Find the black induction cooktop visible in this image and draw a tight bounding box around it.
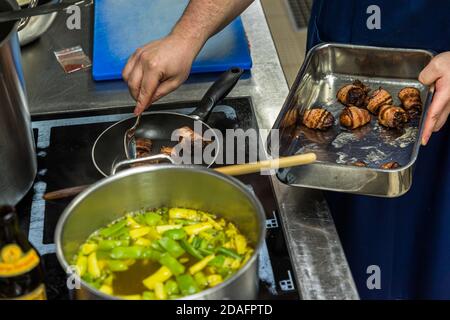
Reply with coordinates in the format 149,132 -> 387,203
17,97 -> 299,300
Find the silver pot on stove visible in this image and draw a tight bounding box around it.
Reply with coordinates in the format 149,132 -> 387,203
55,165 -> 266,300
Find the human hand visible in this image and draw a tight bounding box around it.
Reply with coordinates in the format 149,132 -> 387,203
122,34 -> 199,115
419,51 -> 450,145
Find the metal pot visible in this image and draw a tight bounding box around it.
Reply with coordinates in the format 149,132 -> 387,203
18,0 -> 58,47
55,165 -> 266,300
0,0 -> 37,206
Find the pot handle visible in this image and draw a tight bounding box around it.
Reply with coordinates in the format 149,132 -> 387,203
111,154 -> 175,175
18,0 -> 39,31
189,67 -> 244,121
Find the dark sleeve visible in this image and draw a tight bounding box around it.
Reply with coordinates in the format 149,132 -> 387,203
306,0 -> 324,52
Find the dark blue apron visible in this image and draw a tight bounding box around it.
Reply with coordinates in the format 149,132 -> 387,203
307,0 -> 450,299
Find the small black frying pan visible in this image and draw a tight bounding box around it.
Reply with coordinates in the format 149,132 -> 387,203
92,67 -> 244,176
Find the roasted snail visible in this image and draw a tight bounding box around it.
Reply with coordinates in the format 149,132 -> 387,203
135,138 -> 152,158
366,87 -> 393,114
130,138 -> 156,167
176,126 -> 209,146
160,146 -> 174,156
302,108 -> 335,130
339,106 -> 372,129
351,160 -> 368,167
398,87 -> 422,119
380,161 -> 401,169
337,80 -> 370,107
378,105 -> 408,128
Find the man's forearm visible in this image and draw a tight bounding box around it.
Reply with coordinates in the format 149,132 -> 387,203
170,0 -> 254,53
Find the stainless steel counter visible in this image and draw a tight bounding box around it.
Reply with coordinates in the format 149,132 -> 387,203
21,1 -> 358,300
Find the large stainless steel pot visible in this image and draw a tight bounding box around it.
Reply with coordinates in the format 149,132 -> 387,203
55,165 -> 266,300
18,0 -> 58,46
0,0 -> 37,205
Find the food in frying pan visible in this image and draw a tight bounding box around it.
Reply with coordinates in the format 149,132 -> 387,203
302,108 -> 335,130
378,105 -> 408,128
366,87 -> 393,115
398,87 -> 422,119
72,207 -> 253,300
160,146 -> 174,157
336,80 -> 370,107
351,160 -> 368,167
176,126 -> 210,146
131,138 -> 158,167
135,138 -> 153,158
133,127 -> 210,164
339,106 -> 371,129
380,161 -> 401,169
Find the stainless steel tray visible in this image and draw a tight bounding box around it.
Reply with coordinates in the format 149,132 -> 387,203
268,43 -> 434,197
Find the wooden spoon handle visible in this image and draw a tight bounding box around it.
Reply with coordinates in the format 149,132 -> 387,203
43,185 -> 90,201
215,153 -> 316,176
42,153 -> 316,200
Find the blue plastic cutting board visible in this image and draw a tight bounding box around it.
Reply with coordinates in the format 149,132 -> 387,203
92,0 -> 253,81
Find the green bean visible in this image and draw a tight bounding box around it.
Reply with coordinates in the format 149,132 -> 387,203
158,237 -> 185,258
98,239 -> 130,251
177,274 -> 199,296
172,219 -> 198,226
99,220 -> 127,238
110,227 -> 129,239
141,249 -> 161,260
202,239 -> 209,248
106,260 -> 129,272
198,248 -> 214,256
118,233 -> 131,241
218,268 -> 234,280
151,241 -> 164,251
193,272 -> 208,289
180,239 -> 203,260
110,246 -> 145,259
164,280 -> 179,295
163,228 -> 187,241
192,236 -> 202,249
208,255 -> 226,268
159,253 -> 185,275
96,250 -> 112,260
110,246 -> 160,260
211,232 -> 226,247
143,212 -> 162,226
217,247 -> 242,260
142,291 -> 156,300
133,214 -> 146,225
199,239 -> 211,252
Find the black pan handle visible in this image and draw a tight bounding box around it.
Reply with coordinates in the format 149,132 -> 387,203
190,67 -> 244,121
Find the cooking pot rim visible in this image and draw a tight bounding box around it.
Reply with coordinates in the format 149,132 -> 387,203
55,164 -> 267,300
0,0 -> 20,47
